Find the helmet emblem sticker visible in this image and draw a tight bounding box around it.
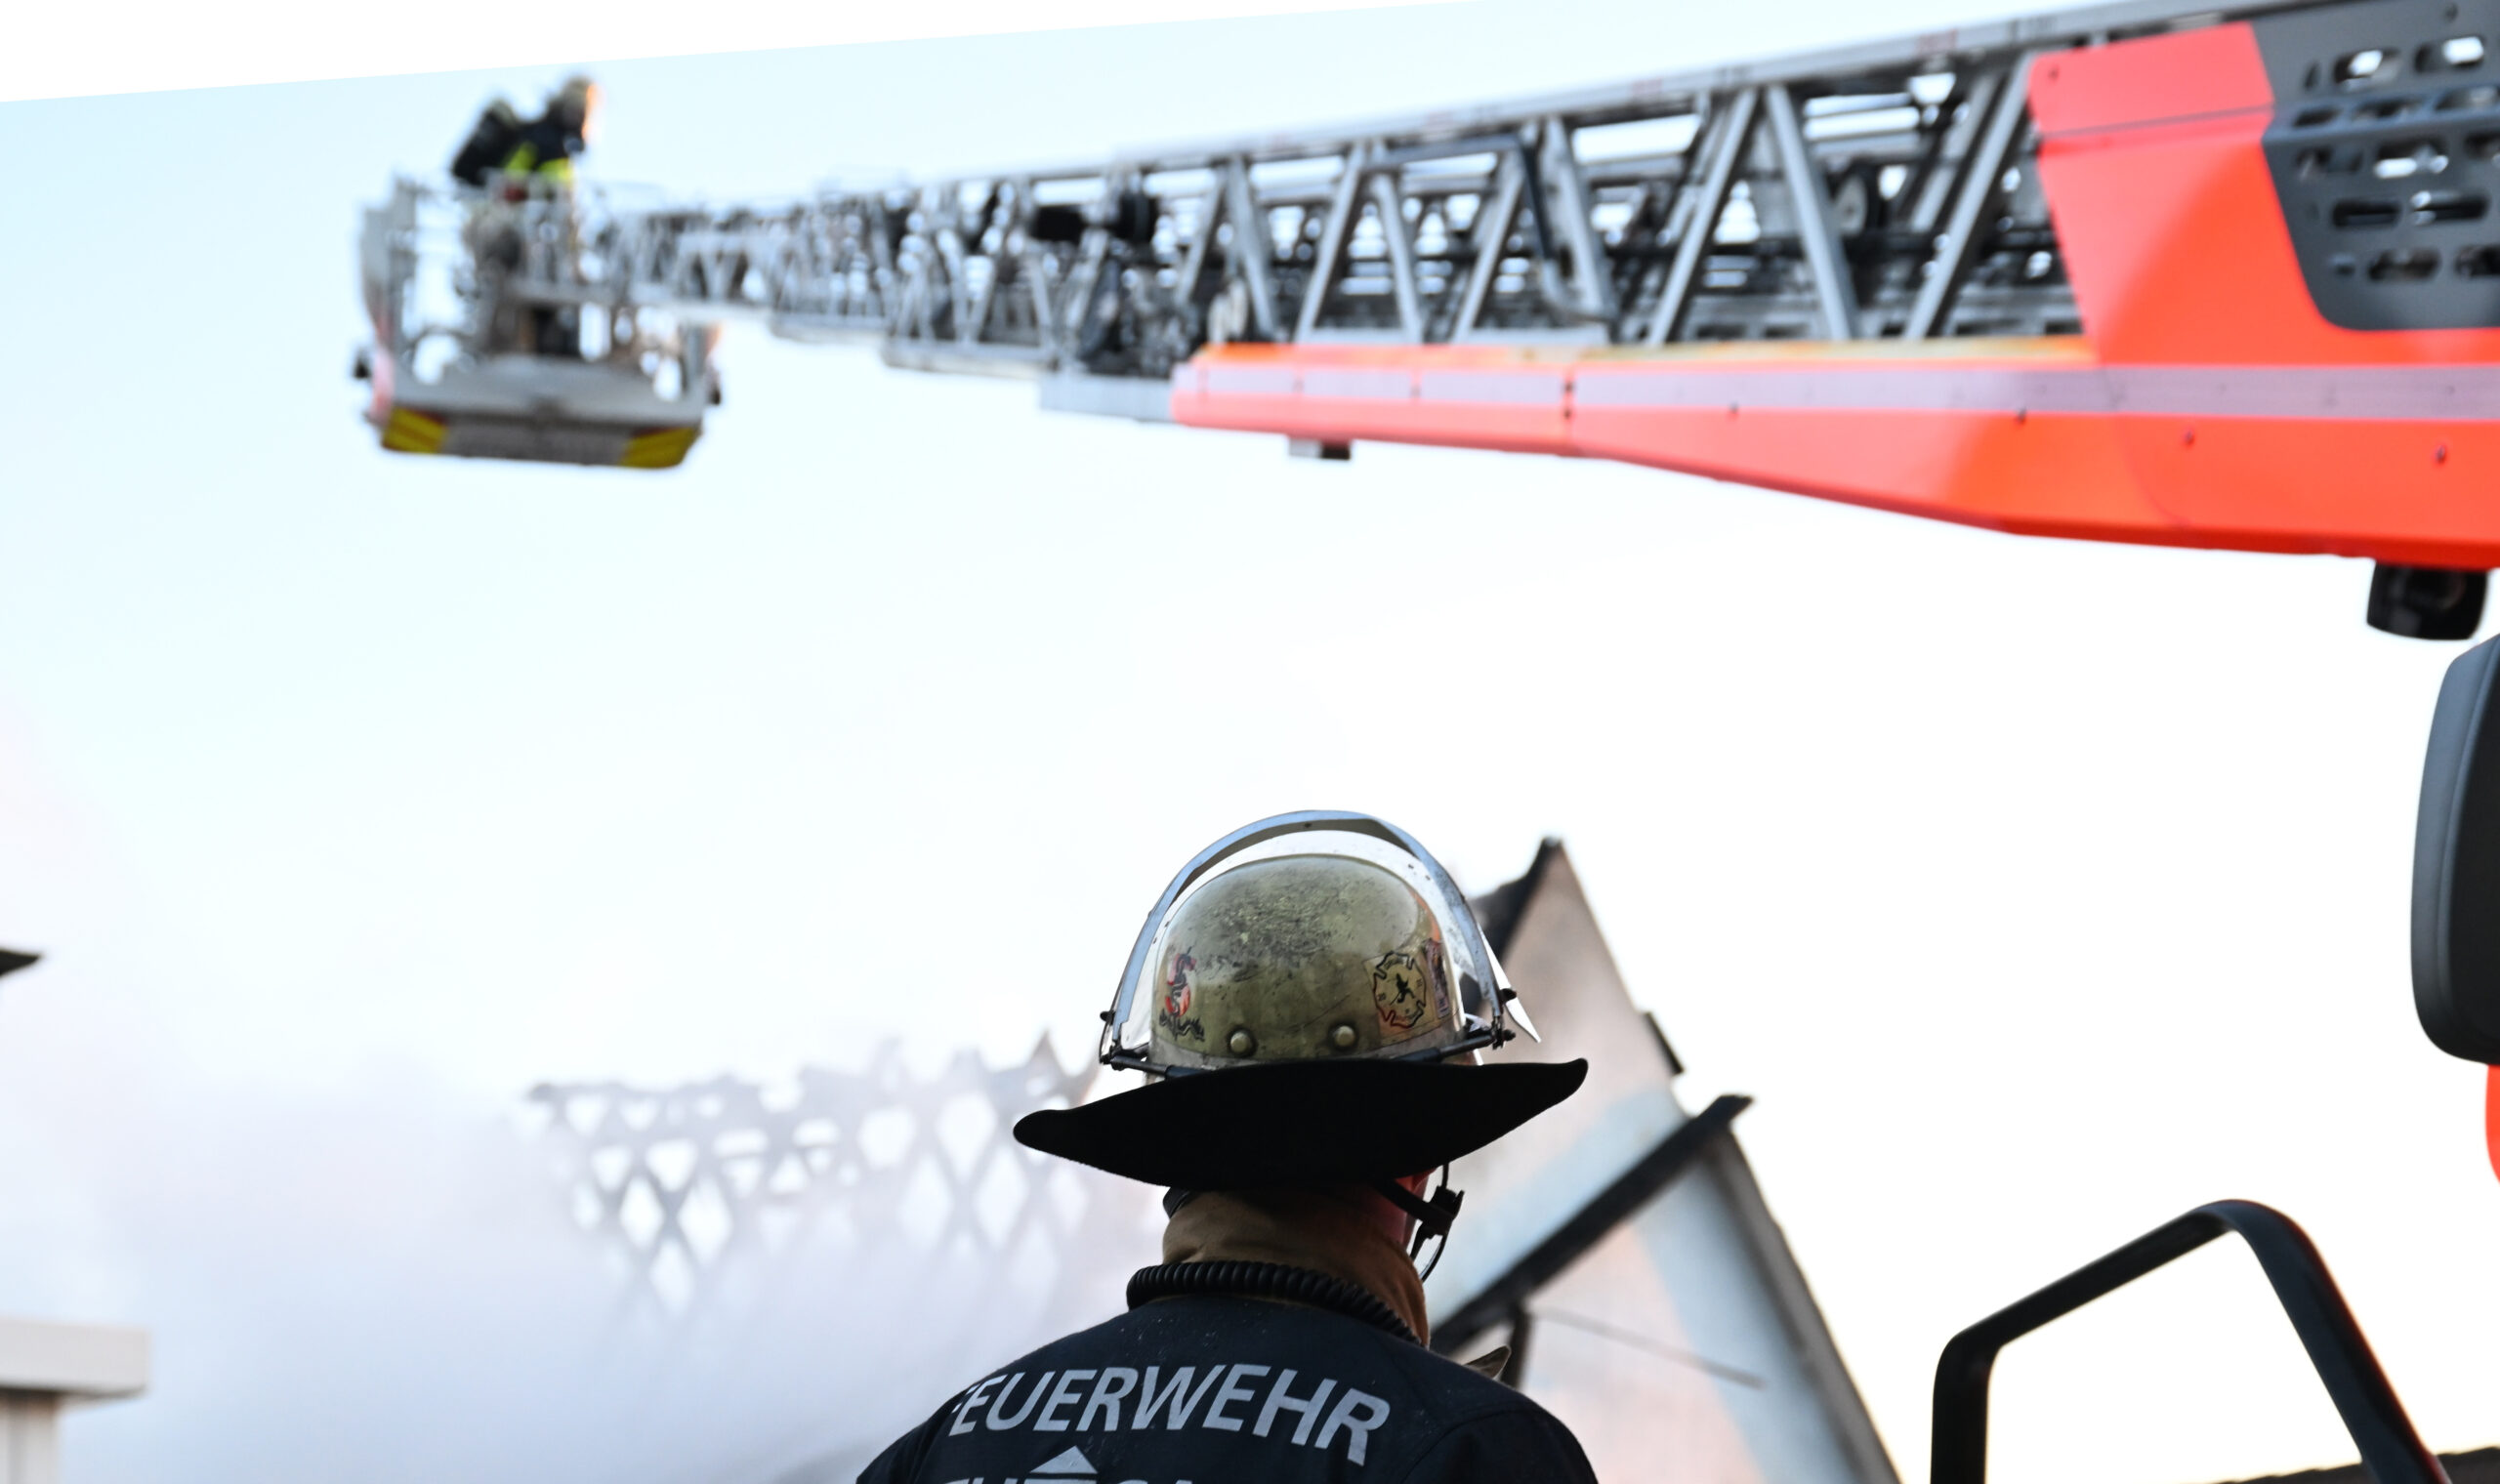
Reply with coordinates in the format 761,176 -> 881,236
1373,951 -> 1430,1033
1158,950 -> 1204,1043
1162,950 -> 1195,1017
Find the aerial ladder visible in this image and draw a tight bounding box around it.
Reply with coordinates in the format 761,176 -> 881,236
359,0 -> 2500,637
359,0 -> 2500,638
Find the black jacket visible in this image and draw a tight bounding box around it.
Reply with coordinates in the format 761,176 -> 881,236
857,1291 -> 1597,1483
449,102 -> 586,186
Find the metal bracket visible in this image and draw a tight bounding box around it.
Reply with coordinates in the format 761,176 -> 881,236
1905,54 -> 2040,341
1763,83 -> 1860,341
1369,172 -> 1428,341
1224,159 -> 1282,341
1173,171 -> 1229,317
1296,144 -> 1371,340
1542,114 -> 1619,324
1452,152 -> 1526,343
1646,89 -> 1761,346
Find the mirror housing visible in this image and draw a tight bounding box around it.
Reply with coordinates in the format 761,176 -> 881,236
2413,636 -> 2500,1062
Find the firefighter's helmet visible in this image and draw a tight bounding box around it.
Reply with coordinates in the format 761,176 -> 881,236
1015,812 -> 1585,1194
1137,852 -> 1462,1071
553,75 -> 601,136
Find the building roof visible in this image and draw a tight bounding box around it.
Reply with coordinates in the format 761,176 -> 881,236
1430,840 -> 1897,1484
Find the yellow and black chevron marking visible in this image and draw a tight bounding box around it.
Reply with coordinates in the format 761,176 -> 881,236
379,407 -> 448,455
622,425 -> 700,470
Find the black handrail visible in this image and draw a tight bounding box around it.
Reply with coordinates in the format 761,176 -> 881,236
1932,1200 -> 2446,1484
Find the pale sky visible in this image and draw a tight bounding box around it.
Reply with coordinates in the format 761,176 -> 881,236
1,3 -> 2493,1482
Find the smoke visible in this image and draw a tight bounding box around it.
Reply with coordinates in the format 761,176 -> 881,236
0,981 -> 1154,1483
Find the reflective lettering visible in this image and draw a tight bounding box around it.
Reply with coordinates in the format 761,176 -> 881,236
1200,1364 -> 1270,1432
1032,1370 -> 1096,1432
985,1371 -> 1054,1430
1314,1388 -> 1393,1465
1253,1369 -> 1339,1445
1131,1367 -> 1191,1428
950,1376 -> 1006,1436
1133,1366 -> 1225,1429
1078,1368 -> 1139,1431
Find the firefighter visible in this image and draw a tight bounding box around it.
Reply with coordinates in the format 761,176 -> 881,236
451,76 -> 601,355
857,813 -> 1599,1483
449,75 -> 600,189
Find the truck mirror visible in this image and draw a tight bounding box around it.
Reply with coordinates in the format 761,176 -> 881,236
2413,636 -> 2500,1062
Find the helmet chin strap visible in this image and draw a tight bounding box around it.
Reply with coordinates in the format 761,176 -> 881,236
1372,1169 -> 1464,1252
1162,1178 -> 1464,1244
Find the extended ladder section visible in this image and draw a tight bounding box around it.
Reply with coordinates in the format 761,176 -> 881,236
459,0 -> 2101,370
360,0 -> 2500,632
